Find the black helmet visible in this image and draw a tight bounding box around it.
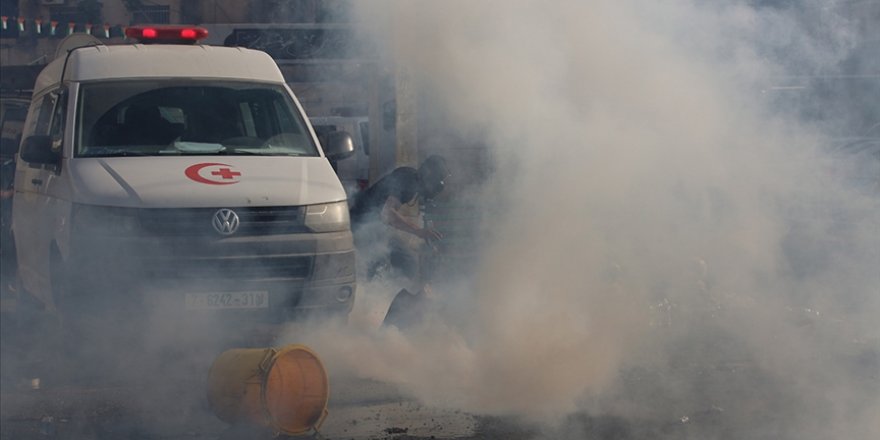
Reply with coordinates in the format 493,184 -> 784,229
418,155 -> 450,199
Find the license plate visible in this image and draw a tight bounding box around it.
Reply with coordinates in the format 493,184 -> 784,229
185,291 -> 269,310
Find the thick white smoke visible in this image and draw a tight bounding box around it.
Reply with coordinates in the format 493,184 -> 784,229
289,0 -> 879,437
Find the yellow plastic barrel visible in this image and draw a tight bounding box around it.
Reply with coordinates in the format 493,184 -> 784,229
206,344 -> 329,436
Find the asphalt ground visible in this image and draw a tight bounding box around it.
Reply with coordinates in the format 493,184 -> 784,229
2,281 -> 877,440
0,298 -> 483,440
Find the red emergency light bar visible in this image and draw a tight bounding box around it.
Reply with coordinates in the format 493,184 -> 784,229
125,25 -> 208,44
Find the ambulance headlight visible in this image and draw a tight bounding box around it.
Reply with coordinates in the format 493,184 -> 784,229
304,201 -> 350,233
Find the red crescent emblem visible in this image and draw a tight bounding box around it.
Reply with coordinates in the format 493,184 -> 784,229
184,163 -> 242,185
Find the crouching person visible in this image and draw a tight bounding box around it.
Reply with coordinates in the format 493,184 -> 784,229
348,155 -> 450,329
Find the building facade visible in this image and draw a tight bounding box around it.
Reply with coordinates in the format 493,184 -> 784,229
1,1 -> 353,68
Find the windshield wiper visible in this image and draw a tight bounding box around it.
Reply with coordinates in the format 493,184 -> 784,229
219,149 -> 305,156
85,150 -> 154,157
218,149 -> 263,155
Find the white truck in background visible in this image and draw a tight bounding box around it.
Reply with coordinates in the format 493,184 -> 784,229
11,27 -> 358,328
310,115 -> 371,201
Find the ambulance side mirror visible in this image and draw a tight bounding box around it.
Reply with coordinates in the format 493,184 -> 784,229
322,131 -> 355,161
20,135 -> 60,166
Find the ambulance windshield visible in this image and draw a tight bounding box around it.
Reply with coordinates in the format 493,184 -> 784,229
75,80 -> 319,158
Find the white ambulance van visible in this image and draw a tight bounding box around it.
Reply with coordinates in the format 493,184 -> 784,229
12,26 -> 357,324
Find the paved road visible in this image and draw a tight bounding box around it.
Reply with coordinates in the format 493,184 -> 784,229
0,336 -> 788,440
0,374 -> 483,440
0,310 -> 485,440
4,290 -> 875,440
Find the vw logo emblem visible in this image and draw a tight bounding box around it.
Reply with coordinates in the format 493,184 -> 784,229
212,209 -> 240,235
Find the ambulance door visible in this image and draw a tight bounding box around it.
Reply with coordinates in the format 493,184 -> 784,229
13,89 -> 66,306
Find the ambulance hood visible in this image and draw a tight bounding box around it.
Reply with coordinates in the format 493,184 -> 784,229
67,156 -> 346,208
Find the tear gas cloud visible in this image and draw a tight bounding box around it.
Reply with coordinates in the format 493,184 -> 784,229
292,0 -> 880,437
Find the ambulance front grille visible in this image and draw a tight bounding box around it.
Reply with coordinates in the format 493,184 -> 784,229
136,206 -> 308,236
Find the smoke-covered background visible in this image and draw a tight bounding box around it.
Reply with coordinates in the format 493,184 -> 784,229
0,0 -> 874,438
286,0 -> 880,438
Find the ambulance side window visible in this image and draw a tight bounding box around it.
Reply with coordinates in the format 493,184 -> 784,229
33,93 -> 58,136
48,91 -> 67,153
